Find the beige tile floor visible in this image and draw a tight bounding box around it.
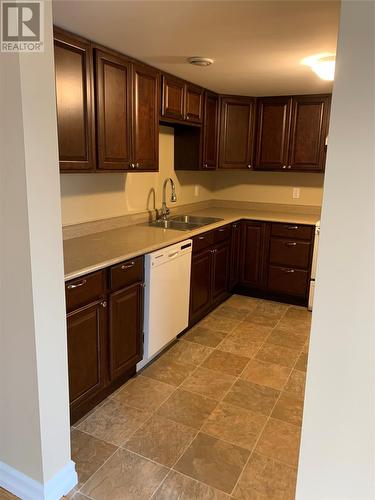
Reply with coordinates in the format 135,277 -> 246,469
0,295 -> 311,500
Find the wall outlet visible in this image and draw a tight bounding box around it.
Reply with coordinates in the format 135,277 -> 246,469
194,185 -> 199,197
293,187 -> 300,199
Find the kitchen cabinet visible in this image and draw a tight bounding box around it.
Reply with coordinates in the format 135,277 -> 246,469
67,300 -> 107,415
54,28 -> 159,173
65,257 -> 144,424
161,74 -> 185,121
255,95 -> 331,172
202,91 -> 219,170
185,83 -> 204,123
161,74 -> 204,124
240,221 -> 268,289
95,49 -> 132,170
255,97 -> 291,171
219,96 -> 256,169
54,28 -> 95,172
288,95 -> 331,171
190,226 -> 231,325
95,49 -> 159,171
237,220 -> 314,302
109,283 -> 143,381
229,222 -> 241,290
132,64 -> 159,170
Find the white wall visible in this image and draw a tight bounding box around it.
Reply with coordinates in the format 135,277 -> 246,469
296,2 -> 374,499
60,126 -> 214,225
0,1 -> 75,495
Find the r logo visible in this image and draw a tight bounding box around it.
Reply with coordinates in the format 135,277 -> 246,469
1,1 -> 43,51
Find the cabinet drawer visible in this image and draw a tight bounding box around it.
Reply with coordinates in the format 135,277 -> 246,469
65,270 -> 105,312
214,225 -> 231,244
271,223 -> 313,240
192,231 -> 214,253
267,266 -> 309,297
269,238 -> 311,269
109,256 -> 143,291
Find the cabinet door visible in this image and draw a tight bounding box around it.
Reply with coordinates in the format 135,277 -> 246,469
67,300 -> 107,407
255,97 -> 291,170
202,92 -> 219,169
240,221 -> 267,289
288,95 -> 331,172
54,29 -> 95,172
185,84 -> 204,123
229,222 -> 241,290
212,242 -> 230,305
132,64 -> 159,171
109,283 -> 144,381
95,49 -> 132,170
219,96 -> 255,169
190,248 -> 213,324
161,74 -> 185,120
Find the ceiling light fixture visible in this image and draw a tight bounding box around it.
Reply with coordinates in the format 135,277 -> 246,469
187,57 -> 214,67
301,53 -> 336,81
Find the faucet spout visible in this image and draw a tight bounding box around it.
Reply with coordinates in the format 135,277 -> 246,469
160,177 -> 177,220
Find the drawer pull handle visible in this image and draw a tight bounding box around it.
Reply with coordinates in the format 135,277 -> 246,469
286,225 -> 299,230
198,236 -> 205,240
285,242 -> 297,246
218,228 -> 226,232
101,301 -> 107,308
168,251 -> 179,258
283,268 -> 295,273
121,262 -> 135,270
67,279 -> 87,289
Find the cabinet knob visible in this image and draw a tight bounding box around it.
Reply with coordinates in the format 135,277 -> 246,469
247,164 -> 252,169
129,162 -> 135,169
282,165 -> 287,169
101,301 -> 107,308
203,162 -> 208,168
135,162 -> 140,169
186,115 -> 190,120
287,165 -> 292,169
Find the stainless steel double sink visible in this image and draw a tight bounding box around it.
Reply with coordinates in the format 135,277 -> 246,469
149,215 -> 223,231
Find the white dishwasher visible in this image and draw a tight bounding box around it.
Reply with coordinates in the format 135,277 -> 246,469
137,239 -> 192,370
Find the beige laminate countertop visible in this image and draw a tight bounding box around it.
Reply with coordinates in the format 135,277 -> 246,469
64,207 -> 320,280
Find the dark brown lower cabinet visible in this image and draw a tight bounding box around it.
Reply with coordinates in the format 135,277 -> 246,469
65,256 -> 144,424
240,221 -> 268,289
109,283 -> 143,381
190,228 -> 231,325
190,248 -> 213,324
229,222 -> 242,290
212,242 -> 230,305
238,220 -> 314,304
67,300 -> 107,421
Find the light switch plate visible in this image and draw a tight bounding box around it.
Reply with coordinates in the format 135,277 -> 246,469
293,187 -> 300,199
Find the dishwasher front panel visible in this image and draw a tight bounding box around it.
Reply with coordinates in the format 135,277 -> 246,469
139,240 -> 192,369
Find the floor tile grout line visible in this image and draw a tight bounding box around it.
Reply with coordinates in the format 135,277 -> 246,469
76,447 -> 119,495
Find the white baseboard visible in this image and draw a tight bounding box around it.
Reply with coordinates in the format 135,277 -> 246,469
0,460 -> 77,500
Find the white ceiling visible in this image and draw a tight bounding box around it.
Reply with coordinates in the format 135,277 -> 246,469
52,0 -> 340,96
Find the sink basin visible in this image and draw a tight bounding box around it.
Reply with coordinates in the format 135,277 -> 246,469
148,219 -> 200,231
170,215 -> 223,225
149,215 -> 223,231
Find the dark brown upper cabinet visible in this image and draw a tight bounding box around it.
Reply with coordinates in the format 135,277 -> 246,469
54,28 -> 95,172
255,97 -> 291,171
218,96 -> 256,169
95,49 -> 132,171
202,91 -> 219,170
132,64 -> 159,171
288,95 -> 331,172
185,83 -> 204,123
161,74 -> 204,124
161,74 -> 185,121
255,95 -> 331,172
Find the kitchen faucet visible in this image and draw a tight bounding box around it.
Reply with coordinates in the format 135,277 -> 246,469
159,177 -> 177,220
